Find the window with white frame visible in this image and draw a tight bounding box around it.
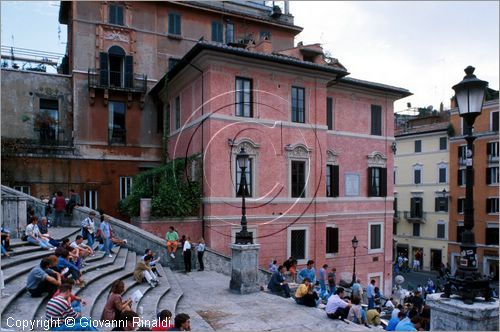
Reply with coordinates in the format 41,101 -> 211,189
457,198 -> 465,214
458,168 -> 466,186
437,222 -> 446,239
486,167 -> 499,185
288,227 -> 308,263
487,141 -> 499,161
368,222 -> 384,253
486,197 -> 499,214
438,163 -> 447,184
291,160 -> 306,198
13,185 -> 30,195
84,190 -> 98,210
458,145 -> 467,166
120,176 -> 132,200
439,137 -> 447,150
236,157 -> 253,197
486,223 -> 499,245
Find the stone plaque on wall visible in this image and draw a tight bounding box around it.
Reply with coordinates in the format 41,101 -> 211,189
345,173 -> 360,196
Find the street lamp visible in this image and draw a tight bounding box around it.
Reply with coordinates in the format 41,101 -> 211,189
235,147 -> 253,244
351,236 -> 358,285
442,66 -> 491,304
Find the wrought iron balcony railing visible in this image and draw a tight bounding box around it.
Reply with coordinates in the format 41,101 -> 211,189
88,68 -> 147,93
404,210 -> 426,223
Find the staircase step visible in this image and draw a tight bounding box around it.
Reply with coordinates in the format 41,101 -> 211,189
0,248 -> 122,327
157,268 -> 183,316
137,263 -> 171,321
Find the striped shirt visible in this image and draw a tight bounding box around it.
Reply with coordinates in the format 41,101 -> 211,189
46,295 -> 78,324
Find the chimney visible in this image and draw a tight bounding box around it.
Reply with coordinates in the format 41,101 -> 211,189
255,38 -> 273,54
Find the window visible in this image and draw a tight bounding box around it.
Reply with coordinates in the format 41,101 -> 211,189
486,224 -> 499,245
235,78 -> 252,117
393,169 -> 396,185
487,142 -> 499,161
13,186 -> 30,195
211,21 -> 223,42
437,223 -> 446,239
326,97 -> 333,130
84,190 -> 98,210
393,221 -> 398,235
457,198 -> 465,214
458,145 -> 467,165
291,160 -> 306,198
236,158 -> 253,197
435,197 -> 448,212
457,168 -> 466,186
290,229 -> 306,260
326,226 -> 339,254
157,104 -> 164,134
168,13 -> 181,35
486,167 -> 499,185
370,105 -> 382,136
410,197 -> 423,218
108,101 -> 126,144
368,167 -> 387,197
120,176 -> 132,200
414,168 -> 422,184
226,23 -> 234,43
369,223 -> 383,251
99,46 -> 133,89
326,165 -> 339,197
457,223 -> 465,242
260,31 -> 271,40
168,58 -> 180,71
412,223 -> 420,237
109,4 -> 124,26
487,198 -> 499,214
414,140 -> 422,153
492,111 -> 499,132
438,165 -> 447,184
38,99 -> 59,142
175,96 -> 181,130
291,87 -> 305,123
439,137 -> 447,150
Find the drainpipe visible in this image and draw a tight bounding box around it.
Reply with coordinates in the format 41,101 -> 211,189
187,62 -> 205,239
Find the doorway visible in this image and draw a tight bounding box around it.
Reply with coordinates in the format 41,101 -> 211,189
430,249 -> 442,271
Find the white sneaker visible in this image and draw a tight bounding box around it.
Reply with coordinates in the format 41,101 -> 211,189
123,239 -> 128,244
108,254 -> 113,258
170,253 -> 175,259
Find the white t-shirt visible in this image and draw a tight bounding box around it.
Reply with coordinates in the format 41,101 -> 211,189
183,240 -> 191,251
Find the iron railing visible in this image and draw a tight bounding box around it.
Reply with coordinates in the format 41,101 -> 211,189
88,68 -> 147,93
404,210 -> 426,223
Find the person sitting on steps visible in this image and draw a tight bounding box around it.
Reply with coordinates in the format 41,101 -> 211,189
143,249 -> 161,277
134,255 -> 159,287
294,277 -> 319,307
326,287 -> 352,321
165,226 -> 179,259
267,265 -> 291,298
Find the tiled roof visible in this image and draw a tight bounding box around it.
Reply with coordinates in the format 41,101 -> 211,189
395,121 -> 449,137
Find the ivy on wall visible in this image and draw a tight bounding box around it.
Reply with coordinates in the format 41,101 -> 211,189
119,155 -> 201,218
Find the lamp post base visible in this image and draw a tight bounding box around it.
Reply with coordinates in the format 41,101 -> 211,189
441,272 -> 493,304
235,230 -> 253,245
229,243 -> 260,294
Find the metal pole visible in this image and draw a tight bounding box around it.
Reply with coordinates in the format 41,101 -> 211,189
352,247 -> 357,284
240,165 -> 247,233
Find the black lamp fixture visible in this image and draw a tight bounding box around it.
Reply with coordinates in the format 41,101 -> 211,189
351,236 -> 359,285
442,66 -> 491,304
391,141 -> 397,154
235,147 -> 253,245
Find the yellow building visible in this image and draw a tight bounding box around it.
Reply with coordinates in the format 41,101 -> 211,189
394,115 -> 449,271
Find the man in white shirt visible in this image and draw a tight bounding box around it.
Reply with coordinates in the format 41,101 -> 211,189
70,235 -> 93,259
183,237 -> 192,273
326,287 -> 351,320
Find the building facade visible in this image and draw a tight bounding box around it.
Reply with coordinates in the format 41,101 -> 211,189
448,98 -> 499,278
394,115 -> 450,271
1,1 -> 412,292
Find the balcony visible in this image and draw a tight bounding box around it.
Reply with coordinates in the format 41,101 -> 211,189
1,137 -> 74,156
404,210 -> 426,223
88,69 -> 147,93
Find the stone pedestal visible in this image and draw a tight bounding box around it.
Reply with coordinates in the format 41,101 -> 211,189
139,198 -> 151,221
426,293 -> 499,331
229,243 -> 260,294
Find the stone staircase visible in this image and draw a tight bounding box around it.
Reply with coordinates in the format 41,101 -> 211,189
0,227 -> 197,330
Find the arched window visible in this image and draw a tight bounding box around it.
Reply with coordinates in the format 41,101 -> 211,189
99,45 -> 133,88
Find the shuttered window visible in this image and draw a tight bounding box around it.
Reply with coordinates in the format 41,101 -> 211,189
411,197 -> 423,218
435,197 -> 448,212
109,4 -> 124,26
492,111 -> 499,131
486,167 -> 499,185
368,167 -> 387,197
291,87 -> 305,123
326,165 -> 339,197
457,198 -> 465,214
487,198 -> 499,214
291,161 -> 306,198
439,137 -> 447,150
370,224 -> 382,250
235,78 -> 252,117
437,224 -> 446,239
326,97 -> 333,130
168,13 -> 181,35
326,227 -> 339,254
212,21 -> 223,42
371,105 -> 382,136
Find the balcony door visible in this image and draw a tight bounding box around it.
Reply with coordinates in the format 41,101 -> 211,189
100,46 -> 133,88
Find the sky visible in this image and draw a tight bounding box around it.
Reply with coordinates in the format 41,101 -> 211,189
1,1 -> 499,112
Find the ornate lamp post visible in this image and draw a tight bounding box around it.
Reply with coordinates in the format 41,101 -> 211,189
351,236 -> 359,285
235,147 -> 253,244
443,66 -> 491,304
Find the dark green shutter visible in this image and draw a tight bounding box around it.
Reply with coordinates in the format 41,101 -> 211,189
326,97 -> 333,130
435,197 -> 439,212
486,168 -> 491,185
333,165 -> 339,197
487,198 -> 491,213
380,168 -> 387,197
124,55 -> 133,88
117,6 -> 124,25
371,105 -> 382,135
410,197 -> 416,217
487,143 -> 492,156
99,52 -> 109,86
367,167 -> 373,197
444,198 -> 448,212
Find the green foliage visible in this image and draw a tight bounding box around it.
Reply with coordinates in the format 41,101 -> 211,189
119,156 -> 201,218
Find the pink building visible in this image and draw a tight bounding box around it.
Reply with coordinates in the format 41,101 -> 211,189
152,40 -> 410,294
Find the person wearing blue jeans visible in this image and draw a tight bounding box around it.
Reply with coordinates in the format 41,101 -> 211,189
100,216 -> 113,258
81,212 -> 96,248
366,279 -> 376,309
26,217 -> 55,250
319,264 -> 328,300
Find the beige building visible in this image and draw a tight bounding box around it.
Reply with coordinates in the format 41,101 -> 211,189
394,115 -> 450,271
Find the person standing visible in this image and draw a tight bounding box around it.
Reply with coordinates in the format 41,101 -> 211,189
366,279 -> 376,309
165,226 -> 179,259
327,267 -> 337,297
196,238 -> 205,271
319,264 -> 328,299
53,191 -> 66,228
67,189 -> 81,216
81,211 -> 96,248
183,236 -> 192,273
351,278 -> 363,299
297,260 -> 316,284
100,216 -> 113,258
